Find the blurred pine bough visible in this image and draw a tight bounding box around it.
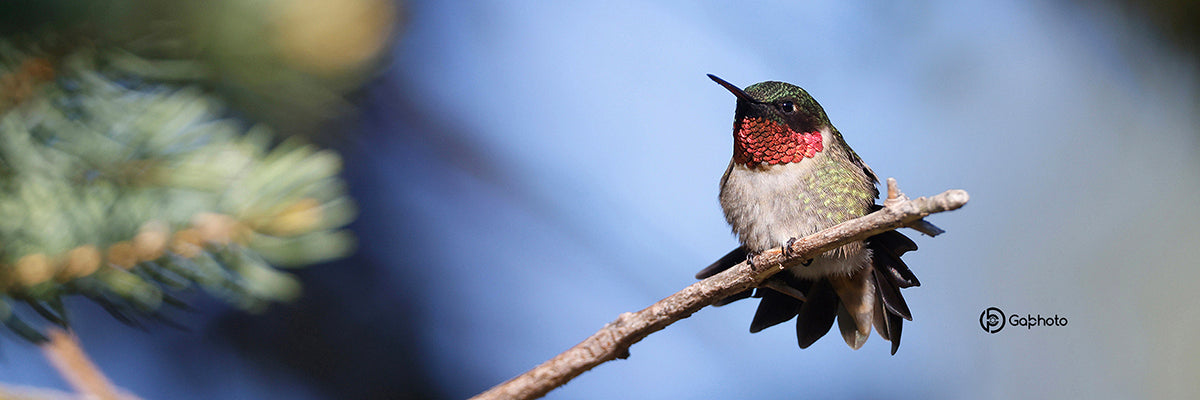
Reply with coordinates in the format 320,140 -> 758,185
0,41 -> 357,343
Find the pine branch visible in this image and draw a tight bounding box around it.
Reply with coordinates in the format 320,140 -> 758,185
40,329 -> 141,400
0,45 -> 356,340
470,179 -> 968,400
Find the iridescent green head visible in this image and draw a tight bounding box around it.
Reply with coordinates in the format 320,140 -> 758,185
708,74 -> 832,166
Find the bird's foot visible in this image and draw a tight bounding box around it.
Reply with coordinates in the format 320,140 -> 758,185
782,237 -> 814,266
782,237 -> 798,257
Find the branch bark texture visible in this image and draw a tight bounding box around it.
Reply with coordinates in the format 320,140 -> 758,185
470,180 -> 968,400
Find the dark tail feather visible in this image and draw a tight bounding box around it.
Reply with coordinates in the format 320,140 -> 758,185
872,265 -> 912,320
831,268 -> 874,350
750,289 -> 801,333
749,278 -> 811,332
702,227 -> 924,354
835,303 -> 863,349
796,279 -> 838,349
869,229 -> 917,258
865,229 -> 921,354
886,308 -> 904,355
695,246 -> 747,279
868,231 -> 921,288
873,294 -> 891,342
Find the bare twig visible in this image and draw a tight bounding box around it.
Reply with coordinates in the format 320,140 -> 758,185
470,180 -> 968,400
40,329 -> 142,400
0,383 -> 77,400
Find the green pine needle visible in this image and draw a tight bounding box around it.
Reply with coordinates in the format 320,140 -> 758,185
0,41 -> 356,341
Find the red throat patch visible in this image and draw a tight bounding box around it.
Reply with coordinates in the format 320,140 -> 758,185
732,117 -> 823,166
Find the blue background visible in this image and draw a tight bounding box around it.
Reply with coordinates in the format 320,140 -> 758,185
3,1 -> 1199,399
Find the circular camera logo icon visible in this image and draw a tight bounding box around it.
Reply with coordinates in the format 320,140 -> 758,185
980,307 -> 1005,333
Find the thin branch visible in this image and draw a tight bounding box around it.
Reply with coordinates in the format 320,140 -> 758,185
470,179 -> 969,400
0,383 -> 77,400
40,329 -> 142,400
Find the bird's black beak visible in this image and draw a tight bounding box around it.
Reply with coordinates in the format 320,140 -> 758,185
708,74 -> 756,103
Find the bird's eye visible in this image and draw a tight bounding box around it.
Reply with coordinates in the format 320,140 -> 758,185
779,101 -> 795,113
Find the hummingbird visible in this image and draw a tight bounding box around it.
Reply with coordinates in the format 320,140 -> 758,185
696,74 -> 929,354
